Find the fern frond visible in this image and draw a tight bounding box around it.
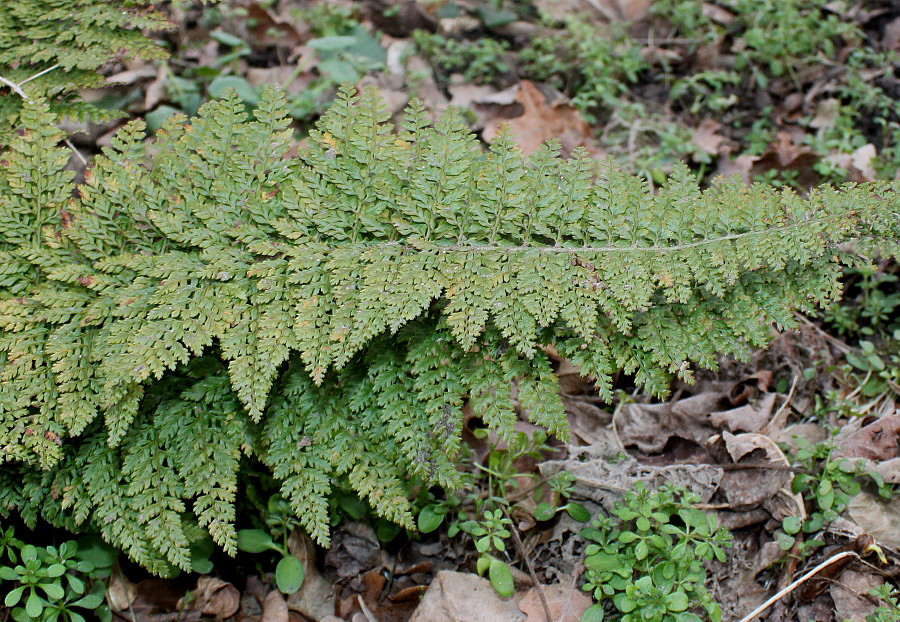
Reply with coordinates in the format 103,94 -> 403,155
0,87 -> 897,571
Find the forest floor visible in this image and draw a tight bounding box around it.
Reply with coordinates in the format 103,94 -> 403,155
41,0 -> 900,620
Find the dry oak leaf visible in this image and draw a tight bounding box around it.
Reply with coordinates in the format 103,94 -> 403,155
519,583 -> 592,621
187,577 -> 240,619
261,590 -> 290,622
482,80 -> 601,157
690,118 -> 727,158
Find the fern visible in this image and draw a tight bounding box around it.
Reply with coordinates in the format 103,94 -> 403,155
0,85 -> 897,573
0,0 -> 174,144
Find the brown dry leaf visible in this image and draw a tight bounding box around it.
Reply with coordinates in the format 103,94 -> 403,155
810,98 -> 842,132
361,0 -> 436,37
448,83 -> 503,129
714,153 -> 759,184
871,457 -> 900,485
717,131 -> 822,186
482,81 -> 600,157
245,66 -> 313,96
533,0 -> 650,22
408,571 -> 526,622
286,530 -> 335,621
143,65 -> 167,111
718,432 -> 799,515
131,579 -> 186,615
701,2 -> 735,25
826,143 -> 879,182
883,16 -> 900,51
848,492 -> 900,550
261,591 -> 290,622
756,131 -> 821,186
519,583 -> 592,621
691,118 -> 727,157
105,566 -> 137,612
830,570 -> 882,622
835,413 -> 900,462
774,422 -> 829,455
710,392 -> 778,435
769,130 -> 816,167
246,3 -> 306,47
189,577 -> 241,619
106,66 -> 157,86
616,392 -> 728,453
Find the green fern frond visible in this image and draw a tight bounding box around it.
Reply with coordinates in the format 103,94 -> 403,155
0,86 -> 897,571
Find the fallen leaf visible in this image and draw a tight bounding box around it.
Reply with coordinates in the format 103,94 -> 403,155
718,432 -> 800,515
691,118 -> 726,157
533,0 -> 649,22
189,576 -> 240,619
710,393 -> 778,434
105,566 -> 137,612
261,590 -> 290,622
361,0 -> 436,37
701,2 -> 735,25
245,66 -> 313,95
716,131 -> 822,187
616,391 -> 728,453
482,81 -> 600,157
143,65 -> 167,111
106,66 -> 157,86
408,571 -> 526,622
246,3 -> 305,47
132,578 -> 185,615
286,530 -> 335,621
519,583 -> 592,622
883,16 -> 900,51
830,570 -> 881,622
714,153 -> 759,184
835,413 -> 900,462
769,130 -> 816,167
810,98 -> 841,132
848,492 -> 900,550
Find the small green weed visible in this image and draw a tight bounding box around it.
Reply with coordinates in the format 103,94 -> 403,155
865,584 -> 900,622
147,4 -> 385,127
774,438 -> 894,559
580,483 -> 730,622
519,19 -> 645,123
0,527 -> 114,622
825,267 -> 900,338
652,0 -> 860,89
236,495 -> 305,595
417,429 -> 589,596
412,31 -> 511,84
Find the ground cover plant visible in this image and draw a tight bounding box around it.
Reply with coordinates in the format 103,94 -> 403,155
1,1 -> 900,621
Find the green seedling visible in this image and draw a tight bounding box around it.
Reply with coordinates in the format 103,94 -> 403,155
580,483 -> 730,622
0,528 -> 113,622
236,495 -> 305,595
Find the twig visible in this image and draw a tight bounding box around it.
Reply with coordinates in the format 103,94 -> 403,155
503,507 -> 553,622
356,594 -> 379,622
845,369 -> 872,402
65,138 -> 88,166
0,75 -> 30,100
19,63 -> 61,86
736,550 -> 860,622
764,373 -> 799,435
610,400 -> 626,451
793,313 -> 852,354
0,64 -> 61,101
